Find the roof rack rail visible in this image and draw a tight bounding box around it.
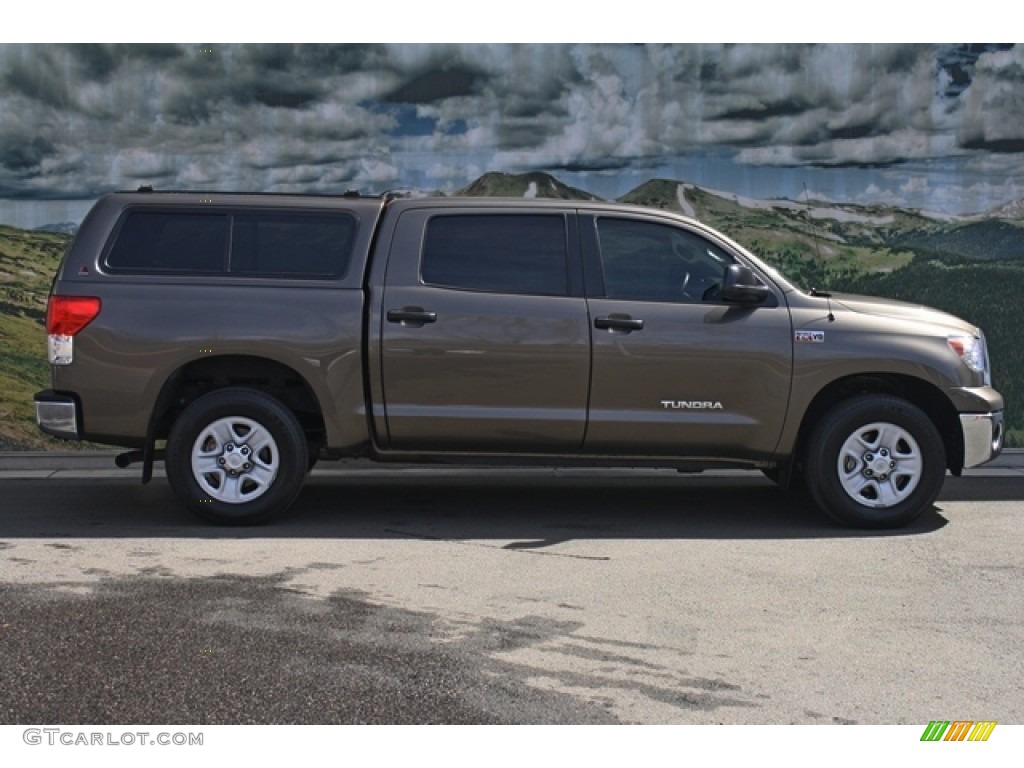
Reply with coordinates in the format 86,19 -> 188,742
119,187 -> 391,200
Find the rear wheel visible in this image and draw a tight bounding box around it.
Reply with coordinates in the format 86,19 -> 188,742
804,395 -> 945,528
166,388 -> 308,525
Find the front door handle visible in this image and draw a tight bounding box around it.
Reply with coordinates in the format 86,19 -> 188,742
387,307 -> 437,327
594,314 -> 644,333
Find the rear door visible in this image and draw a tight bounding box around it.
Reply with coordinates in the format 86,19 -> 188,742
581,213 -> 793,460
377,206 -> 591,452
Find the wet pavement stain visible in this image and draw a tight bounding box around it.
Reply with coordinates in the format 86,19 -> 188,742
0,573 -> 618,724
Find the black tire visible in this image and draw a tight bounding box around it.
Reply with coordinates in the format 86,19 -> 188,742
165,388 -> 309,525
804,395 -> 945,529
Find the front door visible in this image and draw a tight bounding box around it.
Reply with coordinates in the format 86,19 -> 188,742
581,214 -> 793,460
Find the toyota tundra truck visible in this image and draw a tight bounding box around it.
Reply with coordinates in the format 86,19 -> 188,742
33,190 -> 1005,527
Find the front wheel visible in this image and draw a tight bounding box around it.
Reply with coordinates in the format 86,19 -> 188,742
804,395 -> 946,529
166,388 -> 309,525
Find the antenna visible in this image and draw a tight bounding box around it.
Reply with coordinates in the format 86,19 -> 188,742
803,183 -> 835,322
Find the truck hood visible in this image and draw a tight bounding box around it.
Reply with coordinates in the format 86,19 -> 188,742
831,293 -> 978,334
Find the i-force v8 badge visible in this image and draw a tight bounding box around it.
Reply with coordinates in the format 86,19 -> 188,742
795,330 -> 825,344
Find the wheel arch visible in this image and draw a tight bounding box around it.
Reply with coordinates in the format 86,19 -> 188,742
149,354 -> 327,449
793,374 -> 963,475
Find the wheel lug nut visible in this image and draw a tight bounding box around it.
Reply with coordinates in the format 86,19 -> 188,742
865,453 -> 873,462
243,463 -> 251,470
890,461 -> 896,469
226,444 -> 234,452
218,457 -> 225,465
865,469 -> 873,476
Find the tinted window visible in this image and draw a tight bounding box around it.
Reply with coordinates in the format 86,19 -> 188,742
422,215 -> 568,296
231,213 -> 355,278
596,218 -> 733,303
106,212 -> 227,272
105,209 -> 355,278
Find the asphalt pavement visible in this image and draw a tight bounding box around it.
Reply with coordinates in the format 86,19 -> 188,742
1,451 -> 1022,725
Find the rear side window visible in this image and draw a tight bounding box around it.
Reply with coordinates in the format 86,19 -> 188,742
231,213 -> 354,278
106,212 -> 228,273
104,209 -> 355,279
422,214 -> 568,296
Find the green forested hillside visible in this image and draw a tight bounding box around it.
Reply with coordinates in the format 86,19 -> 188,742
894,220 -> 1024,263
0,226 -> 70,449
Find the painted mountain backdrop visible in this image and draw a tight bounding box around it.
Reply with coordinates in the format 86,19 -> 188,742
5,44 -> 1024,228
1,171 -> 1021,449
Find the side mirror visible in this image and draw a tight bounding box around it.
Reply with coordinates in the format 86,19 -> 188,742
721,264 -> 771,304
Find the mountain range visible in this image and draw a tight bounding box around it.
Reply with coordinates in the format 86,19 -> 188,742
28,171 -> 1024,266
459,172 -> 1024,267
34,222 -> 80,236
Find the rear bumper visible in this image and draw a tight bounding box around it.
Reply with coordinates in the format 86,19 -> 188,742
960,411 -> 1004,468
34,390 -> 80,440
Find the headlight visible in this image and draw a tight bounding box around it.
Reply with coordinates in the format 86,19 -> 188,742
947,333 -> 991,386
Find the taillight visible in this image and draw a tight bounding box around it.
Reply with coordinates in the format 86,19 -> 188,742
46,295 -> 101,336
46,295 -> 101,365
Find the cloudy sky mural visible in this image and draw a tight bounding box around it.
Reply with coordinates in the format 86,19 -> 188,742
1,43 -> 1023,228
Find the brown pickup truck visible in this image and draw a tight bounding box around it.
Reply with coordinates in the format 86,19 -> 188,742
34,190 -> 1004,527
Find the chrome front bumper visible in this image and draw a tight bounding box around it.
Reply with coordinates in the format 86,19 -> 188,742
34,390 -> 80,440
960,411 -> 1004,468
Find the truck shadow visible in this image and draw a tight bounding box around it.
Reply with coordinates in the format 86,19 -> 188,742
292,472 -> 949,543
2,469 -> 1018,540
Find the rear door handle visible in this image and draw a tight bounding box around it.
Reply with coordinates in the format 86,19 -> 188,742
594,314 -> 644,333
387,307 -> 437,327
